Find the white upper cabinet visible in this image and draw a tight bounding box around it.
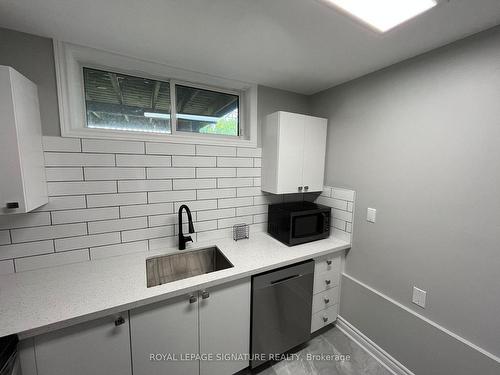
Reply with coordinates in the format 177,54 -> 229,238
262,111 -> 327,194
0,66 -> 47,214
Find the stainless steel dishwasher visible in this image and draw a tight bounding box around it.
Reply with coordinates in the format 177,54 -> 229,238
251,260 -> 314,368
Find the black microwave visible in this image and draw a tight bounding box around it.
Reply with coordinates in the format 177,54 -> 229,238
267,201 -> 331,246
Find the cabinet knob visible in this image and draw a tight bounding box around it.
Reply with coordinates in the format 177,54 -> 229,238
324,297 -> 330,304
6,202 -> 19,209
201,290 -> 210,299
322,316 -> 329,323
114,316 -> 125,326
326,260 -> 332,266
298,186 -> 303,191
304,186 -> 309,191
189,294 -> 197,304
325,279 -> 331,285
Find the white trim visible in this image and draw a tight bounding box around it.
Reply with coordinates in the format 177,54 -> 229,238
53,40 -> 257,147
342,273 -> 500,364
336,316 -> 414,375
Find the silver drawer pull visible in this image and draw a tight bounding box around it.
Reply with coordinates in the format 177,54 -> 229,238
201,290 -> 210,299
114,316 -> 125,326
298,186 -> 303,191
326,260 -> 332,266
189,294 -> 197,304
324,297 -> 330,304
325,279 -> 331,285
322,316 -> 329,323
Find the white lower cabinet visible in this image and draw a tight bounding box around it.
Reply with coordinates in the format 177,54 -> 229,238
130,277 -> 251,375
34,313 -> 132,375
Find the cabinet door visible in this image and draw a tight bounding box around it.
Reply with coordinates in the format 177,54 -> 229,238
199,278 -> 251,375
130,294 -> 198,375
277,112 -> 305,194
34,313 -> 132,375
301,115 -> 327,192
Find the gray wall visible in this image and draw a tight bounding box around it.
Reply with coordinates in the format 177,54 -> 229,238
0,27 -> 60,136
257,85 -> 310,146
311,26 -> 500,373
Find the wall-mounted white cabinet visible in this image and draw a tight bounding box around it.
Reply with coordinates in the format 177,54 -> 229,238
261,111 -> 327,194
0,66 -> 47,214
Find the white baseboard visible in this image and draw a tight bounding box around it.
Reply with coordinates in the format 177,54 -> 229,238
336,316 -> 415,375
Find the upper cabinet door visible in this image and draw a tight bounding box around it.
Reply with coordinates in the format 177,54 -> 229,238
301,115 -> 327,192
0,66 -> 47,214
130,294 -> 199,375
199,278 -> 251,375
35,313 -> 132,375
276,112 -> 305,193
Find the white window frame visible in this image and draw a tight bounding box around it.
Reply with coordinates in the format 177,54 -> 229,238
54,41 -> 257,147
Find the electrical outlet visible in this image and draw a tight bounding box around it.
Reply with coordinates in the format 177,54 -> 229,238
366,208 -> 376,223
412,286 -> 427,308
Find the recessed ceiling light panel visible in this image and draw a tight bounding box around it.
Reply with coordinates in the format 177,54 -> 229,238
324,0 -> 438,33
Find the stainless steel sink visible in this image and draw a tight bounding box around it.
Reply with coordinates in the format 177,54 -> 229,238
146,246 -> 233,288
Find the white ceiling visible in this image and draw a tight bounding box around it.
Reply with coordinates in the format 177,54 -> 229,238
1,0 -> 500,94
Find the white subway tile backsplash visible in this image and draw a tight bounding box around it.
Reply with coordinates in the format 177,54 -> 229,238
82,139 -> 144,154
197,188 -> 236,200
120,202 -> 173,218
11,223 -> 87,243
196,168 -> 236,178
0,231 -> 10,245
0,260 -> 15,275
332,188 -> 355,202
321,187 -> 332,198
146,142 -> 195,155
253,194 -> 283,205
196,145 -> 236,157
84,167 -> 146,181
254,158 -> 261,167
149,236 -> 177,251
218,177 -> 253,188
316,196 -> 348,210
52,207 -> 119,225
14,249 -> 89,272
236,205 -> 267,216
122,225 -> 174,242
0,212 -> 51,230
346,222 -> 353,233
217,157 -> 253,167
196,208 -> 235,221
332,228 -> 351,242
87,192 -> 147,208
218,197 -> 253,209
253,178 -> 261,187
172,156 -> 216,167
118,180 -> 172,193
333,219 -> 347,231
236,187 -> 263,197
44,152 -> 115,167
36,196 -> 87,212
148,190 -> 196,204
45,167 -> 83,182
148,213 -> 179,227
196,228 -> 232,242
347,202 -> 354,212
253,214 -> 267,224
237,168 -> 261,177
218,215 -> 253,229
90,241 -> 148,260
173,179 -> 216,190
88,217 -> 148,234
55,233 -> 120,252
43,136 -> 81,152
116,154 -> 172,167
48,181 -> 117,196
0,240 -> 54,261
173,200 -> 217,212
177,220 -> 217,233
147,167 -> 195,179
333,209 -> 353,223
237,147 -> 262,157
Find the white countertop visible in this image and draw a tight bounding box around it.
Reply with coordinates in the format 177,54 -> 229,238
0,233 -> 349,339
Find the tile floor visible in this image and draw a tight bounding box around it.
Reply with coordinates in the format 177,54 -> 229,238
248,325 -> 392,375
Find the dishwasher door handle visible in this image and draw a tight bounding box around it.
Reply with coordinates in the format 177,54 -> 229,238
270,274 -> 302,285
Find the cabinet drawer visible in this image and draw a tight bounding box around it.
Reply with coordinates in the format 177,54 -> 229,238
313,268 -> 340,294
314,255 -> 340,275
312,287 -> 339,314
311,304 -> 338,333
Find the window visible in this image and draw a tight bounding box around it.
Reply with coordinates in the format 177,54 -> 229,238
83,68 -> 171,134
55,41 -> 257,146
83,68 -> 240,137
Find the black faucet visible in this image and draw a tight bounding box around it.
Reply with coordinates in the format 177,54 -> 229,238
178,204 -> 195,250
